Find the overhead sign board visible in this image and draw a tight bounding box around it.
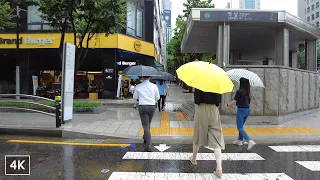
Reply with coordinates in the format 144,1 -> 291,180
163,10 -> 171,27
200,11 -> 278,22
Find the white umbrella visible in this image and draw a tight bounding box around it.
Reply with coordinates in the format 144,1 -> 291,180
226,69 -> 265,88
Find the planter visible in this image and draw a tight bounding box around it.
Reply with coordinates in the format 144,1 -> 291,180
89,92 -> 98,100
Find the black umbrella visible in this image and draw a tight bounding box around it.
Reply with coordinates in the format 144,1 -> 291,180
122,65 -> 160,77
152,72 -> 175,81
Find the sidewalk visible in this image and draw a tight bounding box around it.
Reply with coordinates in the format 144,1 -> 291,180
0,84 -> 319,143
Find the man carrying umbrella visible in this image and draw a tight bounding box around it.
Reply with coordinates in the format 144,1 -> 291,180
123,65 -> 161,152
133,76 -> 160,152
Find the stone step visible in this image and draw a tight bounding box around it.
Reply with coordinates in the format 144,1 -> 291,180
182,103 -> 195,113
179,107 -> 194,121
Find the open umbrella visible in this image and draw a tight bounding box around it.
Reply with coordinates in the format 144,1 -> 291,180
128,75 -> 139,79
226,69 -> 265,88
176,61 -> 233,94
152,72 -> 175,81
122,65 -> 160,77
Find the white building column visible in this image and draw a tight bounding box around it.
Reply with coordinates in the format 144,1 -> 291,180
305,39 -> 317,71
223,22 -> 230,67
291,50 -> 298,68
216,24 -> 223,66
275,27 -> 289,66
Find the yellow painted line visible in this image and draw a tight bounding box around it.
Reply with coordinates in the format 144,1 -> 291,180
7,140 -> 130,147
176,112 -> 187,121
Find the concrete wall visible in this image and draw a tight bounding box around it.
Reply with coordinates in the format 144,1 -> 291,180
220,65 -> 320,124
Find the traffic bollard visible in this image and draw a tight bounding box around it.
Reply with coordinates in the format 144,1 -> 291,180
55,96 -> 61,128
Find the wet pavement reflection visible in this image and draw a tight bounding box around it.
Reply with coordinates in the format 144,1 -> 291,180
0,140 -> 319,180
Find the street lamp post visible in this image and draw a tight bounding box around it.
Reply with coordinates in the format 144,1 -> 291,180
15,5 -> 26,100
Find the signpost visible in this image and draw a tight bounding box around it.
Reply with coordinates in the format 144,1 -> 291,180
61,42 -> 75,123
200,11 -> 278,22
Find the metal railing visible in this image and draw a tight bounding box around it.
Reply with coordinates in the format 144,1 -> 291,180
0,94 -> 62,128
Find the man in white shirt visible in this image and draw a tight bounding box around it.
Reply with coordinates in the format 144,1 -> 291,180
133,76 -> 160,152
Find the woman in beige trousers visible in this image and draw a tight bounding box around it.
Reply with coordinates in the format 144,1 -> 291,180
190,88 -> 225,177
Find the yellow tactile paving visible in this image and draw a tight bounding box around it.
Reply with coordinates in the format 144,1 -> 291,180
138,112 -> 320,136
161,112 -> 170,129
176,112 -> 187,121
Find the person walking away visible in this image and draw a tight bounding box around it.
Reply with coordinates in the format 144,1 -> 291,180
225,77 -> 256,150
133,76 -> 160,152
190,88 -> 225,177
155,80 -> 168,112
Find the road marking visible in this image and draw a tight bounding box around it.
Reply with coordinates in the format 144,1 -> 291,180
7,140 -> 130,147
123,152 -> 265,161
296,161 -> 320,171
139,112 -> 320,136
269,145 -> 320,152
108,172 -> 293,180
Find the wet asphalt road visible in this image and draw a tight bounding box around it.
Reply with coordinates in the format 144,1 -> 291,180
0,139 -> 319,180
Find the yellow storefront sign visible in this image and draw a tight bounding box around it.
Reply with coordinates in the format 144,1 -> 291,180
0,33 -> 156,58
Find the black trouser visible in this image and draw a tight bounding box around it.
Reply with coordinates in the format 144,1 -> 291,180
158,95 -> 166,111
138,105 -> 156,146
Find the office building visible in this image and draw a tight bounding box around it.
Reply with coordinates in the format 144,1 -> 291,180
298,0 -> 320,71
239,0 -> 260,9
298,0 -> 320,27
0,0 -> 166,99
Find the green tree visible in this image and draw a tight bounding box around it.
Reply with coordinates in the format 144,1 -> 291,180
297,51 -> 305,69
297,48 -> 320,70
166,0 -> 214,74
29,0 -> 126,72
0,0 -> 15,30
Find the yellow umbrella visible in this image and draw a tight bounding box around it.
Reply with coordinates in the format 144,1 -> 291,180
176,61 -> 234,94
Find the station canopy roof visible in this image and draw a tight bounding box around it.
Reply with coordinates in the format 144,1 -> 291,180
181,9 -> 320,53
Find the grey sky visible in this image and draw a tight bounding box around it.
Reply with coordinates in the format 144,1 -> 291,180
171,0 -> 298,30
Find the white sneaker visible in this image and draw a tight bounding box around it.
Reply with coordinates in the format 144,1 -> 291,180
233,140 -> 243,146
247,140 -> 256,151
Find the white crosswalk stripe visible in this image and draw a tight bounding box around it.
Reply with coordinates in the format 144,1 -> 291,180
269,145 -> 320,152
108,172 -> 294,180
296,161 -> 320,171
123,152 -> 265,161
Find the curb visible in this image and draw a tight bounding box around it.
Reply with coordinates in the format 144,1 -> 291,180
0,127 -> 129,139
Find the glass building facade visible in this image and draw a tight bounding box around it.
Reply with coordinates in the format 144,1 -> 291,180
244,0 -> 256,9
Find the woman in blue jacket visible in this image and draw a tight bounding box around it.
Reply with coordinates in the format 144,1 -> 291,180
156,80 -> 168,112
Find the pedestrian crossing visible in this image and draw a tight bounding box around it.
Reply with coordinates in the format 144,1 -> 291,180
108,144 -> 320,180
269,145 -> 320,152
269,145 -> 320,172
108,172 -> 294,180
123,152 -> 265,161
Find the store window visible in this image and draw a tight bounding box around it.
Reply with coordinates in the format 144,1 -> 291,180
126,3 -> 136,36
27,6 -> 54,31
74,71 -> 103,99
136,9 -> 143,38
